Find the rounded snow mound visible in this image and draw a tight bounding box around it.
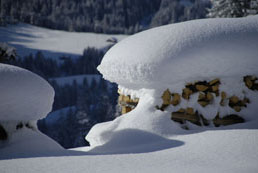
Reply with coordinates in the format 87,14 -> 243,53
0,64 -> 54,121
98,15 -> 258,90
89,16 -> 258,147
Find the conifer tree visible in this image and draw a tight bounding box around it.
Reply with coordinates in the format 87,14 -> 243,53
247,0 -> 258,15
207,0 -> 251,18
0,43 -> 16,63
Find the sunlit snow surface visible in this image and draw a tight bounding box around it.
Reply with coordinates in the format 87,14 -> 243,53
89,15 -> 258,146
1,130 -> 258,173
98,15 -> 258,90
87,16 -> 258,172
0,23 -> 126,58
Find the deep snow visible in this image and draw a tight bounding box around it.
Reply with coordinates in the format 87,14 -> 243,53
88,15 -> 258,147
98,15 -> 258,90
1,129 -> 258,173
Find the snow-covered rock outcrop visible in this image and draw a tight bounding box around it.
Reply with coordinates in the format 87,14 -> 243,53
0,63 -> 62,155
87,15 -> 258,147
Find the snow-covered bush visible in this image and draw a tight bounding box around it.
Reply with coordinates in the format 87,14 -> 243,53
86,15 -> 258,147
0,63 -> 62,153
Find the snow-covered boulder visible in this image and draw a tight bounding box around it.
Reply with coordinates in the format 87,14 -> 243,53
87,15 -> 258,147
0,63 -> 62,153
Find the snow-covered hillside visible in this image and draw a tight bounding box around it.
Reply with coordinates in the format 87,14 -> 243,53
0,23 -> 126,58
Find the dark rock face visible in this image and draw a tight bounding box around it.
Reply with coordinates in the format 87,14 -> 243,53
0,124 -> 7,141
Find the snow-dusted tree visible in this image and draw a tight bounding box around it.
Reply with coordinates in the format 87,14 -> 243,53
0,43 -> 16,63
247,0 -> 258,15
207,0 -> 251,18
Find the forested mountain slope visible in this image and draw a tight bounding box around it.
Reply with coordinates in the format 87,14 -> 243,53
0,0 -> 210,34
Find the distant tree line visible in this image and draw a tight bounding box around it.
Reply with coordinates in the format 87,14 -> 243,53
0,0 -> 210,34
10,47 -> 104,79
38,77 -> 118,148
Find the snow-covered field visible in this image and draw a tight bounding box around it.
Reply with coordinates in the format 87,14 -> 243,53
1,129 -> 257,173
0,23 -> 126,58
1,16 -> 258,173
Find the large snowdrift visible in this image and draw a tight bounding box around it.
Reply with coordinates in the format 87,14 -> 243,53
98,15 -> 258,90
87,16 -> 258,147
0,63 -> 54,121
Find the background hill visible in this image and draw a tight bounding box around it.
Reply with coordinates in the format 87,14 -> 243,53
0,0 -> 210,34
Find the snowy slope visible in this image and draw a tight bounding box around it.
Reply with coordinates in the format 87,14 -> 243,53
0,23 -> 126,58
0,129 -> 258,173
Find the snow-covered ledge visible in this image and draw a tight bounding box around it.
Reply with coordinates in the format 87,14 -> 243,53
86,15 -> 258,147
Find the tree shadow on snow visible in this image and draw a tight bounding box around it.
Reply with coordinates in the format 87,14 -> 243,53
86,129 -> 184,155
0,24 -> 80,59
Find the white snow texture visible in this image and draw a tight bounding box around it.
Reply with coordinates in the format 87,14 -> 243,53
88,15 -> 258,147
98,15 -> 258,90
0,63 -> 54,121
